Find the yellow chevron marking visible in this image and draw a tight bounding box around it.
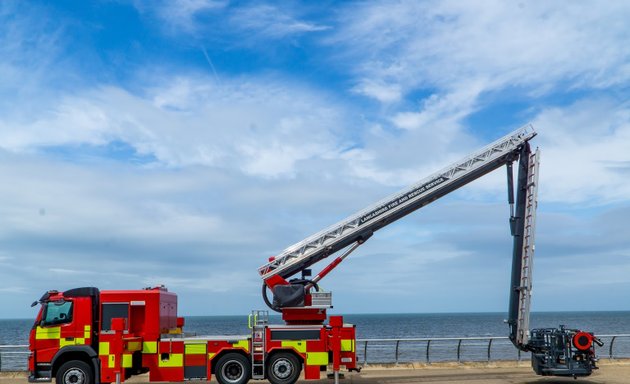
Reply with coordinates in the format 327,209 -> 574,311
122,354 -> 133,368
142,341 -> 157,354
158,353 -> 183,367
231,340 -> 249,352
306,352 -> 328,366
281,340 -> 306,353
127,341 -> 142,352
60,338 -> 85,348
185,343 -> 206,355
35,326 -> 60,340
341,339 -> 354,352
99,342 -> 110,356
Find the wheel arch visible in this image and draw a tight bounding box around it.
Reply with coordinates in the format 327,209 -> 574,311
51,347 -> 100,383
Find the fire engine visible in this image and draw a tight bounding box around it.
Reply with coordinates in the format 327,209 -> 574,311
28,125 -> 601,384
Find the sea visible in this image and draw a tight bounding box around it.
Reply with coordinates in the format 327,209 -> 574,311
2,312 -> 630,371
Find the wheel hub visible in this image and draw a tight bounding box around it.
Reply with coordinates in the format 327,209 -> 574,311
63,369 -> 85,384
223,361 -> 244,383
273,359 -> 293,379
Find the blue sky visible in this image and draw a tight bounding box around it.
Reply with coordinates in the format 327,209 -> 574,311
1,0 -> 630,319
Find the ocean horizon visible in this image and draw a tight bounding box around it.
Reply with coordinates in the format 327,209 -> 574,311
4,310 -> 630,343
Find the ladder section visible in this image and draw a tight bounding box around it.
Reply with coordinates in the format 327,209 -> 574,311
515,149 -> 540,346
250,310 -> 268,379
259,125 -> 537,281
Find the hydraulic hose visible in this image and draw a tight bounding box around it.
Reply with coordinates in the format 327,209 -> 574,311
262,283 -> 281,313
261,280 -> 320,312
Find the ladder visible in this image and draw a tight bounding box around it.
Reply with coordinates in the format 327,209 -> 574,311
515,149 -> 540,346
259,125 -> 537,282
250,310 -> 268,379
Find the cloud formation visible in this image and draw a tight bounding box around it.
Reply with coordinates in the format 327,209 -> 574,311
1,1 -> 629,318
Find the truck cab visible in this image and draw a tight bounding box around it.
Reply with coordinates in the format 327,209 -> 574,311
29,287 -> 100,384
29,286 -> 181,384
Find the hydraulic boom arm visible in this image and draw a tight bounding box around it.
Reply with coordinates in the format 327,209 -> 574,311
259,125 -> 536,305
257,123 -> 603,378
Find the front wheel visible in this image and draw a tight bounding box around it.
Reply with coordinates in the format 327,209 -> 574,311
267,352 -> 301,384
215,353 -> 250,384
56,360 -> 93,384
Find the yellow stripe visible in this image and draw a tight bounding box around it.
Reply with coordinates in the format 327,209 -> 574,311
185,344 -> 206,355
60,338 -> 85,348
231,340 -> 249,352
306,352 -> 328,366
142,341 -> 157,354
84,325 -> 91,339
35,326 -> 60,340
99,342 -> 110,356
207,352 -> 216,360
122,354 -> 133,368
108,355 -> 115,368
281,340 -> 306,353
341,339 -> 354,352
158,353 -> 183,367
127,341 -> 142,352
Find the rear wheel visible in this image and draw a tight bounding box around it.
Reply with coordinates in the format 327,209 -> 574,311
215,353 -> 250,384
267,352 -> 301,384
56,360 -> 93,384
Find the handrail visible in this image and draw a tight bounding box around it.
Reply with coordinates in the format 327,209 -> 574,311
357,334 -> 630,365
4,334 -> 630,371
0,345 -> 29,372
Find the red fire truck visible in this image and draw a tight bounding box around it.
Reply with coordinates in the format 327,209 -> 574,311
28,286 -> 356,384
28,125 -> 600,384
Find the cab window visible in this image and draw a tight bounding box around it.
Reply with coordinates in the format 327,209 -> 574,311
41,300 -> 73,326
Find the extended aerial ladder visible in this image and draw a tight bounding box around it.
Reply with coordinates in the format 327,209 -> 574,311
507,139 -> 603,377
258,124 -> 601,377
259,125 -> 536,318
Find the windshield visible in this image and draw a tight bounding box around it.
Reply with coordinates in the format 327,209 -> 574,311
41,300 -> 73,326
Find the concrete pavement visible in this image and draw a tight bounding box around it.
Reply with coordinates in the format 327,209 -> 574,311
3,360 -> 630,384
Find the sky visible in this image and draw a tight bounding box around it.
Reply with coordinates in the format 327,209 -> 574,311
1,0 -> 630,319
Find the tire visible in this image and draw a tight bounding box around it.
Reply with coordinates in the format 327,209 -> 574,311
56,360 -> 93,384
215,353 -> 250,384
267,352 -> 301,384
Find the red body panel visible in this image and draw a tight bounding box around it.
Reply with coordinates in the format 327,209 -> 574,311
29,286 -> 358,384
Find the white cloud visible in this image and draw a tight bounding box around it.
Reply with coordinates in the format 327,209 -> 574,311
330,0 -> 630,173
337,1 -> 630,97
312,1 -> 630,207
391,82 -> 485,131
534,98 -> 630,204
137,0 -> 227,34
143,1 -> 328,40
230,4 -> 330,38
352,80 -> 402,104
0,3 -> 68,117
0,74 -> 350,179
1,0 -> 629,318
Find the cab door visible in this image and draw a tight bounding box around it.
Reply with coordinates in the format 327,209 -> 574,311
58,297 -> 93,348
33,299 -> 75,363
